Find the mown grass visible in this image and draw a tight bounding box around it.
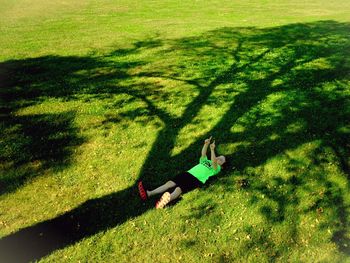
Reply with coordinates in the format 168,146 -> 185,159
1,1 -> 350,262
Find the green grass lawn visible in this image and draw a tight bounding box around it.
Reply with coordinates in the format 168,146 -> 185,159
1,0 -> 350,262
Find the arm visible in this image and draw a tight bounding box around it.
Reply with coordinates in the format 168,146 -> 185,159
210,141 -> 218,170
202,136 -> 212,157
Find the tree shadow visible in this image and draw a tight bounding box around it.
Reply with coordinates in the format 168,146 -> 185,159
0,52 -> 148,195
0,111 -> 84,194
0,20 -> 349,262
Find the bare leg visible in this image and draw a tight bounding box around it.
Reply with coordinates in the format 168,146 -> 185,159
147,181 -> 176,197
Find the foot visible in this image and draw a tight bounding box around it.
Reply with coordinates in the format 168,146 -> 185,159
138,181 -> 148,201
155,192 -> 171,209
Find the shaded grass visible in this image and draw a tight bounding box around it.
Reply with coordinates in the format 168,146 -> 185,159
0,1 -> 350,262
0,111 -> 84,194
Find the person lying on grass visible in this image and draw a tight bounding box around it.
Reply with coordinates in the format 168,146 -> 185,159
138,136 -> 226,209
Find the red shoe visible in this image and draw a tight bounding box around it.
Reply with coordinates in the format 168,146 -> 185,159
138,181 -> 147,201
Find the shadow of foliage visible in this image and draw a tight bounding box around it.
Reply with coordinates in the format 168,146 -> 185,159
0,111 -> 84,194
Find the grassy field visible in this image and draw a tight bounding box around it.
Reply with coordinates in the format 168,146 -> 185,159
1,0 -> 350,262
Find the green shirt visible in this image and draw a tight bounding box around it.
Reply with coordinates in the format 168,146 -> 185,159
187,156 -> 221,184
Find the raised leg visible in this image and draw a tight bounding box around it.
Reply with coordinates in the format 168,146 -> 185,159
155,187 -> 183,209
170,187 -> 182,201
